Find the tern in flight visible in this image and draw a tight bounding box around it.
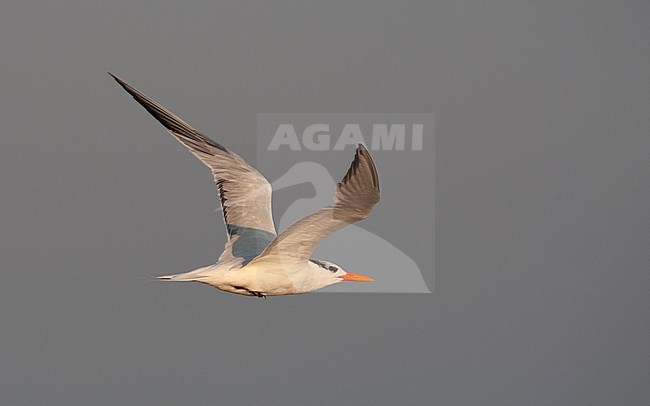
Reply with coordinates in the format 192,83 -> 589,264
110,73 -> 379,297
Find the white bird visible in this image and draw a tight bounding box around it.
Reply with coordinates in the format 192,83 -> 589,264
110,73 -> 379,297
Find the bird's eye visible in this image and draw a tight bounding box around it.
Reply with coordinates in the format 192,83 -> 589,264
328,266 -> 338,273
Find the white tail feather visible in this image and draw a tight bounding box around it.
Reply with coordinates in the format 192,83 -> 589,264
154,273 -> 196,281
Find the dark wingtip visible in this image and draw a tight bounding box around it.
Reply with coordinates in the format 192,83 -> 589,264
108,72 -> 135,94
109,73 -> 230,154
108,72 -> 142,99
107,72 -> 124,84
357,143 -> 379,189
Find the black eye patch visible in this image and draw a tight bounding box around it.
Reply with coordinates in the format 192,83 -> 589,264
310,259 -> 338,273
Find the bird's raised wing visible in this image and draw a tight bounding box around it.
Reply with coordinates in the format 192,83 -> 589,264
110,74 -> 276,263
249,144 -> 380,266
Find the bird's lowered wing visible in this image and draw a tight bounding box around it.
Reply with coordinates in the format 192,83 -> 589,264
249,144 -> 380,266
110,74 -> 276,263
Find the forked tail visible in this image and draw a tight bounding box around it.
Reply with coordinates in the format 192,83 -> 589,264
154,273 -> 197,281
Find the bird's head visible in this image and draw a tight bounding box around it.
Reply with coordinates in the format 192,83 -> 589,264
308,259 -> 374,287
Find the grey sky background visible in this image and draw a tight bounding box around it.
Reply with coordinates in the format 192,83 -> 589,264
1,1 -> 649,405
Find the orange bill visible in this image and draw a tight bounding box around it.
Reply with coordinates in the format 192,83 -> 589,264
339,273 -> 375,282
